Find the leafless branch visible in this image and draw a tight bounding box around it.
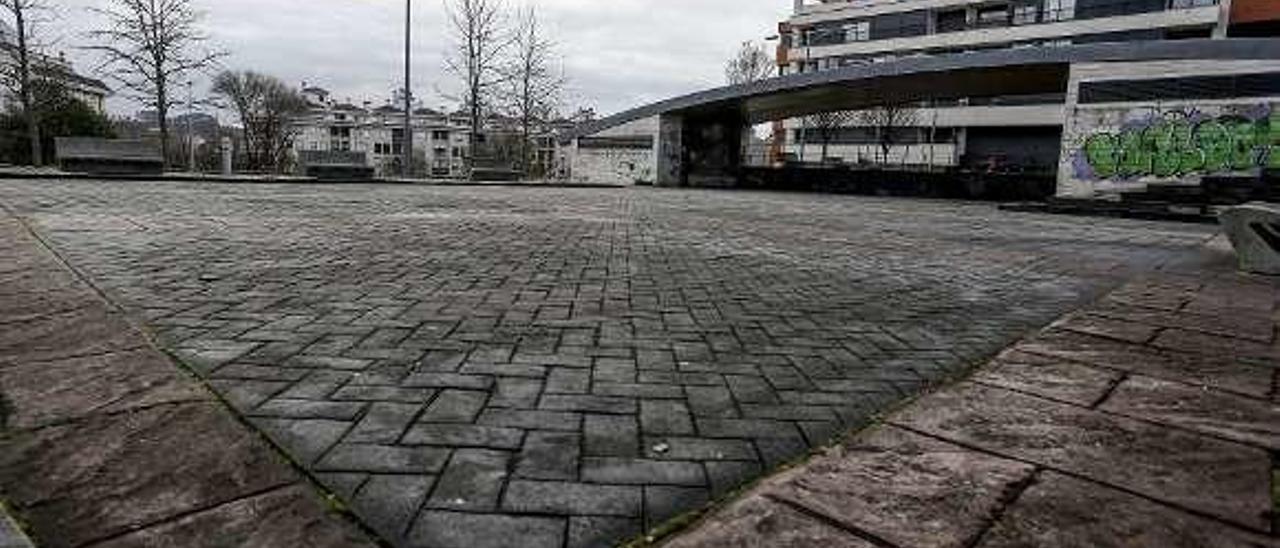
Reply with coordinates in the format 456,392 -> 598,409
446,0 -> 509,170
212,70 -> 306,174
498,5 -> 565,175
725,41 -> 775,86
84,0 -> 226,166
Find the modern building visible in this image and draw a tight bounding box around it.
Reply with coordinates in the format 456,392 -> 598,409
0,20 -> 110,113
771,0 -> 1278,171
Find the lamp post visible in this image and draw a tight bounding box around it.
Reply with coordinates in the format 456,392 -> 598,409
187,80 -> 196,172
402,0 -> 413,178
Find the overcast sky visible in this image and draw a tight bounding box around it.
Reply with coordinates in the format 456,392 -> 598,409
50,0 -> 788,118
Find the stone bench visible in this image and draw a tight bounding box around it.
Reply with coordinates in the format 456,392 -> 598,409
1220,202 -> 1280,275
54,138 -> 164,175
297,150 -> 375,180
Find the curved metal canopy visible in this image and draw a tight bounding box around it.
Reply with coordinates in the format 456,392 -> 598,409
572,38 -> 1280,137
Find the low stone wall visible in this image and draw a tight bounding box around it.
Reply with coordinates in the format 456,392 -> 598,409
740,166 -> 1056,201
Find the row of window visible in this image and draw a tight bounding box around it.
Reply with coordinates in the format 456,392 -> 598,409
796,0 -> 1218,48
791,24 -> 1211,74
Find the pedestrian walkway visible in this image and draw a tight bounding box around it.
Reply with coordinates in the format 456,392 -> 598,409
665,241 -> 1280,547
0,211 -> 377,548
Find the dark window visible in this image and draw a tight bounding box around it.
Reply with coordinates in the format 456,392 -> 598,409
871,10 -> 929,40
1079,72 -> 1280,104
1075,0 -> 1168,20
937,8 -> 968,32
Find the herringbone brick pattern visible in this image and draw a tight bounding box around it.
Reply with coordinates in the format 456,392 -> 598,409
0,181 -> 1214,548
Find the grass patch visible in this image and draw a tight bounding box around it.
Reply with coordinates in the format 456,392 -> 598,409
0,497 -> 36,546
1272,464 -> 1279,528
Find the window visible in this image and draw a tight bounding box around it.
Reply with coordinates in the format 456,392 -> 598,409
432,130 -> 450,140
1044,0 -> 1075,21
1170,0 -> 1216,7
1013,3 -> 1039,24
843,21 -> 870,42
976,5 -> 1011,27
936,9 -> 969,32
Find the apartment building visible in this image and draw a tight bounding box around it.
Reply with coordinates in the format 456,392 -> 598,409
0,20 -> 110,114
774,0 -> 1271,171
292,86 -> 471,178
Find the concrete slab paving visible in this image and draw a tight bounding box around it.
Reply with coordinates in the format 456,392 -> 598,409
977,472 -> 1279,548
890,381 -> 1272,530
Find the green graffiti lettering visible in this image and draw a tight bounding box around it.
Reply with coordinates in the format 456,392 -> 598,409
1078,107 -> 1277,180
1084,133 -> 1119,179
1118,129 -> 1151,177
1195,121 -> 1232,173
1228,119 -> 1259,170
1173,119 -> 1203,175
1149,123 -> 1181,178
1269,110 -> 1280,169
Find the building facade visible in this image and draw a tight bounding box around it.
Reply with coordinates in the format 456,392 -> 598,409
291,86 -> 572,179
0,20 -> 110,114
773,0 -> 1267,171
291,87 -> 471,178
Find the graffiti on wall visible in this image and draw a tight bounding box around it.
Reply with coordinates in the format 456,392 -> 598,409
1073,105 -> 1280,180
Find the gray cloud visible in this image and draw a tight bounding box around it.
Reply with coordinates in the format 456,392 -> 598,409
52,0 -> 786,117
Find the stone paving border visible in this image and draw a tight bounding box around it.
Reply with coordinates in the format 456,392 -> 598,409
0,210 -> 379,548
664,246 -> 1280,548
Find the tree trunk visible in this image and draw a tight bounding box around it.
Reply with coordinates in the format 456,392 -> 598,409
14,3 -> 41,166
157,91 -> 170,169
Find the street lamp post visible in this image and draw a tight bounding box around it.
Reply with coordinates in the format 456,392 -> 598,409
187,80 -> 196,172
402,0 -> 413,178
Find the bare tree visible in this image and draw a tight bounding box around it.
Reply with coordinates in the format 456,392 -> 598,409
806,110 -> 855,162
725,41 -> 775,85
211,70 -> 306,174
446,0 -> 508,169
86,0 -> 224,167
855,103 -> 919,164
0,0 -> 53,165
501,5 -> 564,176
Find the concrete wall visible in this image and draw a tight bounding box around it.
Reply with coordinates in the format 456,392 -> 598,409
567,116 -> 659,186
1058,59 -> 1280,197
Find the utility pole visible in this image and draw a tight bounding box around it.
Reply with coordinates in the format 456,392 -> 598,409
187,80 -> 196,172
402,0 -> 413,178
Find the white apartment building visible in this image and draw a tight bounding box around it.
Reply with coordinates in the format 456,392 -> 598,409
775,0 -> 1234,170
292,86 -> 471,178
0,20 -> 110,114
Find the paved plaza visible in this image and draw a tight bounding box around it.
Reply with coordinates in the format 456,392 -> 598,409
0,180 -> 1219,547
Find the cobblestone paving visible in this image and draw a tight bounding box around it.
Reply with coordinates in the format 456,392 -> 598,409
0,180 -> 1216,548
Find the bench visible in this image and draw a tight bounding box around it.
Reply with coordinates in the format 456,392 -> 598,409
1220,202 -> 1280,275
297,150 -> 375,180
54,138 -> 164,175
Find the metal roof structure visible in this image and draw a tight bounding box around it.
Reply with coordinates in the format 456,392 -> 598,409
570,38 -> 1280,139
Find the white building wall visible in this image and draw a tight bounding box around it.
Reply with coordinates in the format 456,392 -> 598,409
567,116 -> 659,185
